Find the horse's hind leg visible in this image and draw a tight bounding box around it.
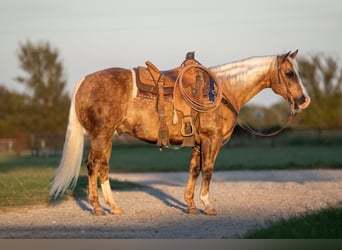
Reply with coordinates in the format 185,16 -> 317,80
98,140 -> 123,215
87,149 -> 105,215
87,135 -> 122,215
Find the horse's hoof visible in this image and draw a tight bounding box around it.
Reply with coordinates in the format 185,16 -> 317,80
111,207 -> 124,215
93,208 -> 106,216
187,207 -> 200,214
204,207 -> 217,216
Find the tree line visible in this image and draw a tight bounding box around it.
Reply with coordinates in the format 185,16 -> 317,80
0,41 -> 341,137
0,41 -> 70,136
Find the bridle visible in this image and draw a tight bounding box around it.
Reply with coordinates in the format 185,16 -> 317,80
222,57 -> 299,137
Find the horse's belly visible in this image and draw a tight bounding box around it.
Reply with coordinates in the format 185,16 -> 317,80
116,103 -> 185,145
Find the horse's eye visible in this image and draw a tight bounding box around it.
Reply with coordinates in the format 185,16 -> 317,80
285,71 -> 294,78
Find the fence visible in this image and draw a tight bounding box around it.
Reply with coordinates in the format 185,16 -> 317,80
228,127 -> 342,147
0,132 -> 140,157
1,128 -> 342,157
0,133 -> 66,157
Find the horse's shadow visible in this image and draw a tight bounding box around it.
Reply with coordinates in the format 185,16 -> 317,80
69,175 -> 190,214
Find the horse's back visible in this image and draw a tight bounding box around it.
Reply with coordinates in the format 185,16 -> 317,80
83,67 -> 132,88
77,67 -> 133,99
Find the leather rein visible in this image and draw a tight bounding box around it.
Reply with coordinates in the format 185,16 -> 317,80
236,106 -> 297,137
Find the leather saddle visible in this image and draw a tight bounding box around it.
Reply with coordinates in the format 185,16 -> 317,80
134,54 -> 200,96
135,62 -> 177,95
133,52 -> 212,148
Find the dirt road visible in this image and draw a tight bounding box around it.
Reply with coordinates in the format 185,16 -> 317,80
1,170 -> 341,238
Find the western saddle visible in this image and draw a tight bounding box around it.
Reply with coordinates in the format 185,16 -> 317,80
134,52 -> 221,149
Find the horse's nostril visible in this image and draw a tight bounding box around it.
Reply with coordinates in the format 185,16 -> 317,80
296,95 -> 306,105
297,95 -> 310,109
300,95 -> 307,104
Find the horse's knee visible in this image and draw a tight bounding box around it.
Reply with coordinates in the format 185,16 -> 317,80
202,167 -> 213,180
191,165 -> 201,178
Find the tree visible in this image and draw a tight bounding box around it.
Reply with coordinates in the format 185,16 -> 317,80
16,40 -> 70,132
296,53 -> 342,128
0,85 -> 30,135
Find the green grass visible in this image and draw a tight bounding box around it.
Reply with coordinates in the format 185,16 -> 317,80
215,145 -> 342,170
244,206 -> 342,239
0,166 -> 55,208
107,144 -> 342,172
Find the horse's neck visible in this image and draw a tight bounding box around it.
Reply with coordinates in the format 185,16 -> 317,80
211,56 -> 277,111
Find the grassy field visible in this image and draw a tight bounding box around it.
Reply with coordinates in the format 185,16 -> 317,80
245,206 -> 342,239
0,143 -> 341,238
107,144 -> 342,172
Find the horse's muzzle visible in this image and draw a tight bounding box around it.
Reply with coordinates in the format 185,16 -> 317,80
295,95 -> 311,110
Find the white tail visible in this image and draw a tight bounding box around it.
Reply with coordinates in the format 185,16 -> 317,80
50,78 -> 85,199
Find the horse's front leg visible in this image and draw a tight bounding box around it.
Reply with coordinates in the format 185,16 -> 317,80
184,146 -> 201,214
199,137 -> 221,215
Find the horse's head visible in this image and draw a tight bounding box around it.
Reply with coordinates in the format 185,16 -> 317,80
271,50 -> 311,112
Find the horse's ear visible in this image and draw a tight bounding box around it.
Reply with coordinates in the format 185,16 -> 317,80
279,51 -> 291,62
289,49 -> 299,59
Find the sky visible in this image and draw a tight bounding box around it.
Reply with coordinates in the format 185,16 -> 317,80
1,0 -> 342,106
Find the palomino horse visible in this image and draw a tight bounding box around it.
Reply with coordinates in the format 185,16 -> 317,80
50,50 -> 310,215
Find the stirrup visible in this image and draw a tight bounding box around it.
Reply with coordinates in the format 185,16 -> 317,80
181,116 -> 195,137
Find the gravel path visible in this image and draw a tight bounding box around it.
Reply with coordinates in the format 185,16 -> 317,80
1,170 -> 342,238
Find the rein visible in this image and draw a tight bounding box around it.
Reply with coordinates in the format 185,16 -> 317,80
236,107 -> 297,137
222,96 -> 297,137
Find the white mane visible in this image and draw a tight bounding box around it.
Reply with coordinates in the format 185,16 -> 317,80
210,56 -> 276,87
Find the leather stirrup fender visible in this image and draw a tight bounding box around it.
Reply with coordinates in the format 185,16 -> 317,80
156,77 -> 170,148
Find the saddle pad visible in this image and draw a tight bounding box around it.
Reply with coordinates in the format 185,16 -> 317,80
137,89 -> 173,102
